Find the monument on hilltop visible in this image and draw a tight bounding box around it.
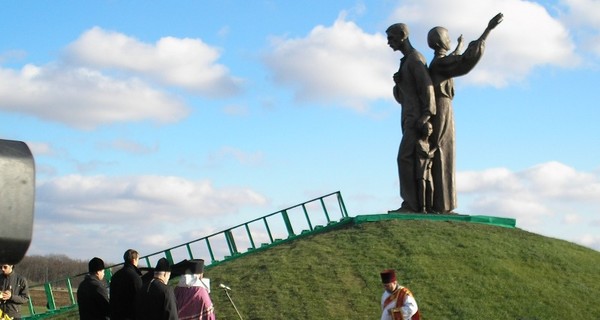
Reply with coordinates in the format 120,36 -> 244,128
387,13 -> 504,214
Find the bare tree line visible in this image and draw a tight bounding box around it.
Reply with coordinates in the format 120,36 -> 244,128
14,254 -> 113,288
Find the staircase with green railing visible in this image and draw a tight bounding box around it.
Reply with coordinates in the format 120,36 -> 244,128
24,191 -> 350,319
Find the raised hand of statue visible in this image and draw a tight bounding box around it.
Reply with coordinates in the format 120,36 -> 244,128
457,35 -> 464,47
451,34 -> 464,55
487,13 -> 503,31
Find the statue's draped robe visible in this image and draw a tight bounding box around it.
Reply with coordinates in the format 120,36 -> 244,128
428,39 -> 485,213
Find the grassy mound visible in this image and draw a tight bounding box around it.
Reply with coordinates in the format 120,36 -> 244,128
205,219 -> 600,319
51,218 -> 600,319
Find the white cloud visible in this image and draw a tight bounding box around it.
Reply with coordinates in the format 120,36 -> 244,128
588,34 -> 600,57
222,104 -> 250,116
388,0 -> 579,86
562,213 -> 582,224
459,162 -> 600,212
264,14 -> 395,111
560,0 -> 600,28
0,64 -> 189,129
459,167 -> 524,193
206,146 -> 265,167
458,161 -> 600,250
0,27 -> 249,129
65,27 -> 243,97
30,174 -> 269,260
521,161 -> 600,201
26,142 -> 54,156
263,0 -> 579,111
560,0 -> 600,57
36,175 -> 268,223
98,139 -> 159,155
578,234 -> 600,251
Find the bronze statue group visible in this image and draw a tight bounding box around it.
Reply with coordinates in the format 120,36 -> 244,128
380,12 -> 503,320
77,250 -> 215,320
387,13 -> 504,215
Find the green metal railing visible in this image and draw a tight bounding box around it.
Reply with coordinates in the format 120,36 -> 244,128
24,191 -> 349,319
141,191 -> 349,267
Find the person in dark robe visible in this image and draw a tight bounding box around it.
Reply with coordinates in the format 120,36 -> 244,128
134,258 -> 178,320
172,259 -> 215,320
427,13 -> 503,213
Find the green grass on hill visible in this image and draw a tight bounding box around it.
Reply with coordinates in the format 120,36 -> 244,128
51,218 -> 600,319
205,219 -> 600,319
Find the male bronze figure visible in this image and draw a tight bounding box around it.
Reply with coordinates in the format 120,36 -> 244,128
386,23 -> 436,213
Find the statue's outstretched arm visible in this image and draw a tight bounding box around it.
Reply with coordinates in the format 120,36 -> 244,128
478,12 -> 503,41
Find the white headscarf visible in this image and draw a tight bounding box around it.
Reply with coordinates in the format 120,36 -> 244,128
177,274 -> 211,292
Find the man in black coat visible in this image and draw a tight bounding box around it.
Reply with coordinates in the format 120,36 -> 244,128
134,258 -> 178,320
110,249 -> 143,320
77,257 -> 110,320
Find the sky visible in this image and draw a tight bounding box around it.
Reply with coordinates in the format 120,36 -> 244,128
1,0 -> 599,264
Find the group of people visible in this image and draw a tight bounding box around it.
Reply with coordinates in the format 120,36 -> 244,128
76,249 -> 215,320
3,252 -> 417,319
387,13 -> 504,214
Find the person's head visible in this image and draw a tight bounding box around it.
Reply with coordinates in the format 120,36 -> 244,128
427,26 -> 451,53
175,259 -> 206,287
183,259 -> 204,277
123,249 -> 139,267
88,257 -> 105,280
380,269 -> 398,293
1,264 -> 14,275
386,23 -> 410,52
421,122 -> 433,138
154,258 -> 171,282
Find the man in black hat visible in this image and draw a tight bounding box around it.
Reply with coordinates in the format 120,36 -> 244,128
380,269 -> 420,320
134,258 -> 177,320
110,249 -> 143,320
172,259 -> 215,320
77,257 -> 110,320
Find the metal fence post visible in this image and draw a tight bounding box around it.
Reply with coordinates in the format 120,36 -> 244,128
66,277 -> 76,305
225,230 -> 238,255
281,210 -> 295,237
245,224 -> 256,250
44,282 -> 56,310
205,238 -> 216,263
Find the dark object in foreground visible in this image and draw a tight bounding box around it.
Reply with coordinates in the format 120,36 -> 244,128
0,139 -> 35,264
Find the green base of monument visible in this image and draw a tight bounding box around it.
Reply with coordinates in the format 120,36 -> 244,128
354,213 -> 516,229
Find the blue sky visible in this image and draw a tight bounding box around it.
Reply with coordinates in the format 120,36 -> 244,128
1,0 -> 599,263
